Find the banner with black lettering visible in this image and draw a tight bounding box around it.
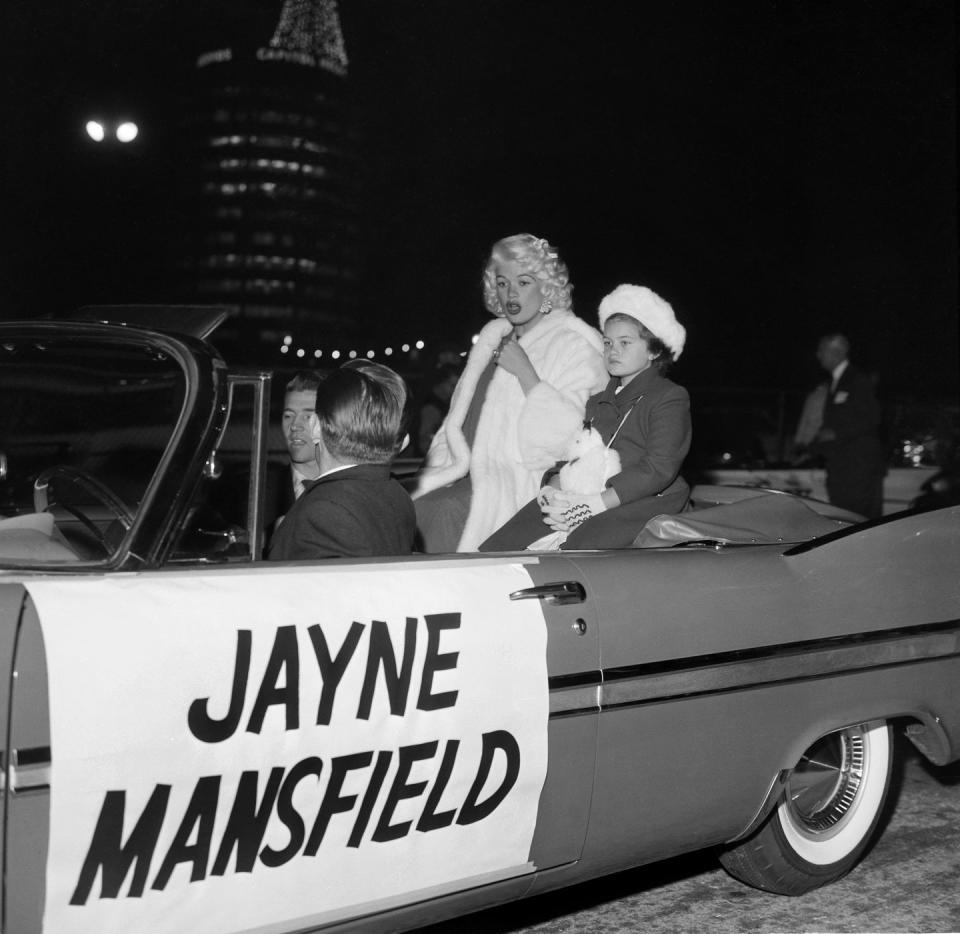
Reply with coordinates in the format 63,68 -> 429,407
28,561 -> 549,934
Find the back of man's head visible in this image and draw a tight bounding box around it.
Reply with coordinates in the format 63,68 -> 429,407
314,364 -> 409,463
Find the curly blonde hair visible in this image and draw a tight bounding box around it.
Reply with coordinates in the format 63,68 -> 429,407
482,233 -> 574,316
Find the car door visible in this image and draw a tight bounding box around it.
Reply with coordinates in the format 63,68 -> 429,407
512,554 -> 600,874
570,545 -> 794,876
21,552 -> 599,934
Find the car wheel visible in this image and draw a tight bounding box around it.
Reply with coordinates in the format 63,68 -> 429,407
719,719 -> 892,895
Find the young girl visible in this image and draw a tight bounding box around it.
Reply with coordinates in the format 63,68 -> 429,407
480,284 -> 691,550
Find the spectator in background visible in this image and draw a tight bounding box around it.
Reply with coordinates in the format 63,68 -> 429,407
811,333 -> 885,518
416,362 -> 461,456
267,363 -> 415,560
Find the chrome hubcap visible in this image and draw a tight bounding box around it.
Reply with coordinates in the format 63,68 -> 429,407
785,727 -> 865,834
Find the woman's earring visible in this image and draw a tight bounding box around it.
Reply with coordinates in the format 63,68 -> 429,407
495,303 -> 507,317
539,300 -> 553,315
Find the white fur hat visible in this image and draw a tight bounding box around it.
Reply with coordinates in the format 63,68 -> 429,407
597,284 -> 686,360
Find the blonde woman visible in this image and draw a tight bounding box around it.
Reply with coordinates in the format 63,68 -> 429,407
414,233 -> 606,552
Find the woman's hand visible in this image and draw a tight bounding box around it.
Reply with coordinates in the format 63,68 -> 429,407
494,337 -> 539,394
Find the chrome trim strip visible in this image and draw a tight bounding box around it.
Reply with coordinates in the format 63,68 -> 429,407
0,746 -> 52,795
546,621 -> 960,719
549,684 -> 600,718
602,628 -> 960,711
603,618 -> 960,684
725,769 -> 790,843
549,670 -> 602,690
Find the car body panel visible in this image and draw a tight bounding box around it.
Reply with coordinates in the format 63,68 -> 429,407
4,593 -> 51,934
578,653 -> 960,884
1,316 -> 959,933
573,507 -> 960,668
562,516 -> 960,880
0,583 -> 26,924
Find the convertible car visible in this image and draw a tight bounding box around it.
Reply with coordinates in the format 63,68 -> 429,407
2,309 -> 958,934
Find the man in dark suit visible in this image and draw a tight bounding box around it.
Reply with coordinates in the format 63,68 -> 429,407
267,363 -> 416,560
813,334 -> 885,518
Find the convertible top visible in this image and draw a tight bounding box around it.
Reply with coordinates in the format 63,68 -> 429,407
66,304 -> 230,340
634,486 -> 858,547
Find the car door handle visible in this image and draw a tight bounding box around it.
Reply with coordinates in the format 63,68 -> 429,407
509,581 -> 587,605
0,747 -> 51,795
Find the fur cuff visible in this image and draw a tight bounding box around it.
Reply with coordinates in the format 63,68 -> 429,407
517,381 -> 587,469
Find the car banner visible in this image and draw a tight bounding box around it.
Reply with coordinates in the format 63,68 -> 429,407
28,561 -> 549,934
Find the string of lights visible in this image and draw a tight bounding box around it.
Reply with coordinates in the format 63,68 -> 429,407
277,333 -> 477,362
278,336 -> 426,361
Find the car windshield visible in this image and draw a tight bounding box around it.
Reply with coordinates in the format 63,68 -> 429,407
0,336 -> 186,566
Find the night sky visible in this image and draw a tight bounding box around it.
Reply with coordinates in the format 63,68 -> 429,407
3,0 -> 957,397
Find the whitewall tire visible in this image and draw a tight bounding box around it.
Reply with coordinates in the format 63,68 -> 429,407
720,720 -> 893,894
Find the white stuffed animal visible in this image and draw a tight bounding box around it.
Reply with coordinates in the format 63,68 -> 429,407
527,427 -> 621,550
556,426 -> 621,494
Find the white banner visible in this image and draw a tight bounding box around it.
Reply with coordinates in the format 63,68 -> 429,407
28,561 -> 549,934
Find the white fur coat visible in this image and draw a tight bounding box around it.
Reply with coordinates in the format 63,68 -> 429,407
415,311 -> 606,551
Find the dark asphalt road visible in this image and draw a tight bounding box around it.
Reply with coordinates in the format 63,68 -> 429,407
417,735 -> 960,934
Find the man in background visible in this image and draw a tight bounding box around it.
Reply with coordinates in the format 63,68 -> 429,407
267,363 -> 415,560
280,371 -> 323,514
812,334 -> 885,518
170,371 -> 323,556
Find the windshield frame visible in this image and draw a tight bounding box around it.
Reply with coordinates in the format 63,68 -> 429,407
0,321 -> 228,572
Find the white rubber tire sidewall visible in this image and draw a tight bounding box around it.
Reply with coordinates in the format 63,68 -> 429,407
776,720 -> 891,866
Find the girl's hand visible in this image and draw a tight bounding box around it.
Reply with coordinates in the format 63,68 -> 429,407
543,492 -> 607,531
537,486 -> 559,508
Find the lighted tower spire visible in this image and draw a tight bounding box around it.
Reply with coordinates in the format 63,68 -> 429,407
260,0 -> 349,76
182,0 -> 360,363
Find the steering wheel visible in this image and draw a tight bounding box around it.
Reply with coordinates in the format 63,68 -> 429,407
33,465 -> 134,553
